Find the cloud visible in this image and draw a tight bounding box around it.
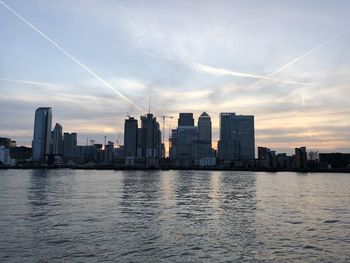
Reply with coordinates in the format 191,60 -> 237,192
1,0 -> 349,153
0,0 -> 144,112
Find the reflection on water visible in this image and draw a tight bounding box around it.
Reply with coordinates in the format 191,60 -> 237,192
0,170 -> 349,262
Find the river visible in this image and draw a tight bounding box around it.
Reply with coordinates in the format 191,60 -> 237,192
0,169 -> 349,262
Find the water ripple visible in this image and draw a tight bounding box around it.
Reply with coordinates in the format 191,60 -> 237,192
0,170 -> 349,262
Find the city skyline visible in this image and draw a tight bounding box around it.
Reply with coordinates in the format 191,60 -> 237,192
1,0 -> 350,154
3,106 -> 346,170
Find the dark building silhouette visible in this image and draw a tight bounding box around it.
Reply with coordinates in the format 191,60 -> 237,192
169,129 -> 178,159
170,112 -> 215,167
218,113 -> 255,161
257,146 -> 293,169
258,146 -> 270,160
9,146 -> 32,161
32,107 -> 52,162
124,117 -> 138,158
104,141 -> 114,164
52,123 -> 63,155
257,146 -> 273,168
63,132 -> 77,158
176,126 -> 197,160
193,112 -> 215,165
170,113 -> 197,166
319,153 -> 350,169
198,112 -> 211,142
295,147 -> 308,169
138,113 -> 162,167
178,113 -> 194,126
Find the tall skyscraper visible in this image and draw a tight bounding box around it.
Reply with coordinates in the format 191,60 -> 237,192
218,113 -> 255,160
124,117 -> 138,158
169,129 -> 178,159
198,112 -> 211,143
139,114 -> 161,160
170,113 -> 197,163
63,132 -> 77,157
176,126 -> 198,159
295,147 -> 307,169
193,112 -> 213,160
178,113 -> 194,126
52,123 -> 63,155
32,107 -> 52,162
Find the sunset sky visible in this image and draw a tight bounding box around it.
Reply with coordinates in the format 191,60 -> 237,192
1,0 -> 349,154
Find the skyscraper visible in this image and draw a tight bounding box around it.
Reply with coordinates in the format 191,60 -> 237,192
32,107 -> 52,162
198,112 -> 211,143
139,114 -> 161,166
193,112 -> 213,160
52,123 -> 63,155
176,126 -> 198,159
124,117 -> 138,158
63,132 -> 77,157
170,113 -> 197,165
104,141 -> 115,164
169,129 -> 178,159
218,113 -> 255,161
295,147 -> 307,169
170,112 -> 215,166
178,113 -> 194,126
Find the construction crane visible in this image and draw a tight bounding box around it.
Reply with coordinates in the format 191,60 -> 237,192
158,115 -> 173,144
116,132 -> 122,147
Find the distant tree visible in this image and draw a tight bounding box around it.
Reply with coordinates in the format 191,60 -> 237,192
308,151 -> 318,161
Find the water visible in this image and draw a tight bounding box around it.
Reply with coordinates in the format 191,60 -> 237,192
0,170 -> 349,262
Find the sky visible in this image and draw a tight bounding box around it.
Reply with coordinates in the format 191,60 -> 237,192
0,0 -> 349,155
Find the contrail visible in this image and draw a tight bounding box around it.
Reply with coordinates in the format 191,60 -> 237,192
248,31 -> 347,90
0,1 -> 144,112
120,45 -> 310,86
191,62 -> 311,86
0,77 -> 59,87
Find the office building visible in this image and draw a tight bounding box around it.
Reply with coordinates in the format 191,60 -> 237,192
9,146 -> 32,162
124,117 -> 138,158
0,146 -> 10,165
138,113 -> 162,166
169,129 -> 178,159
170,112 -> 215,166
198,112 -> 211,142
295,147 -> 307,169
258,146 -> 270,160
170,113 -> 197,164
319,153 -> 350,169
178,113 -> 194,126
194,112 -> 212,158
104,141 -> 114,164
74,145 -> 96,164
177,126 -> 198,160
63,132 -> 77,157
52,123 -> 63,155
32,107 -> 52,162
218,113 -> 255,161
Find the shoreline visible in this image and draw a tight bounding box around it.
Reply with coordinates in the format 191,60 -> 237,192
1,166 -> 349,173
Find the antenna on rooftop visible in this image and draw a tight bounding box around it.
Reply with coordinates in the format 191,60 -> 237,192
148,96 -> 152,114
